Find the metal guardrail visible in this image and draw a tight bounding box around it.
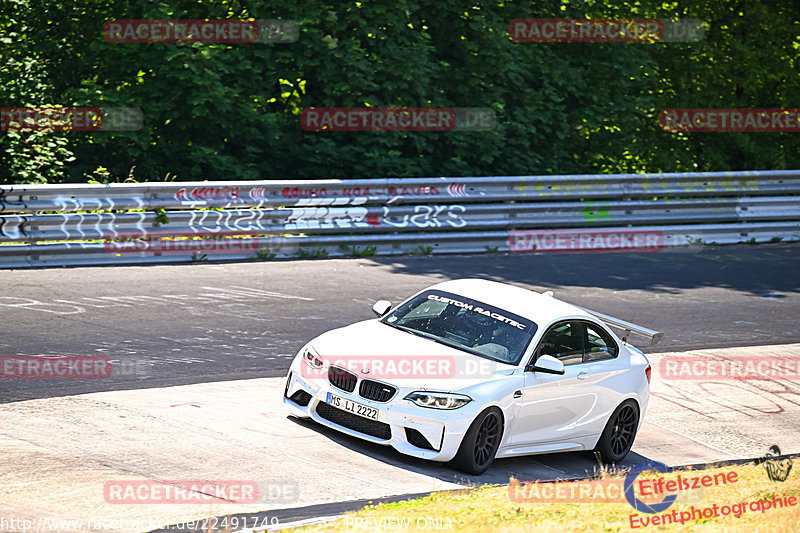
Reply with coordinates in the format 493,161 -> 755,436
1,170 -> 799,268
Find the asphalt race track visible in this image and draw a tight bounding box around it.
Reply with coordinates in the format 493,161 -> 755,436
2,244 -> 799,403
1,244 -> 800,532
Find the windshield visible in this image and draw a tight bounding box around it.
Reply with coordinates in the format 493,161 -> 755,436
381,289 -> 537,365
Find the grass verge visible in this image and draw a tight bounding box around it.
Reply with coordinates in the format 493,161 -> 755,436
290,460 -> 800,533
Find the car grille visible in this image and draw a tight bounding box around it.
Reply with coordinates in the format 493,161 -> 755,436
405,427 -> 437,451
328,365 -> 357,393
315,401 -> 391,440
288,390 -> 312,407
359,379 -> 397,402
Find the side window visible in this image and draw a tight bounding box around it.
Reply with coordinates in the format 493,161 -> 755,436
538,322 -> 584,366
584,323 -> 619,362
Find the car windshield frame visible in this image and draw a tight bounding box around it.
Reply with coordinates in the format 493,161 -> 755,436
380,289 -> 538,365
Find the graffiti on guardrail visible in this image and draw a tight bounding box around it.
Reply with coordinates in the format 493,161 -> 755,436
185,210 -> 265,231
0,206 -> 468,239
281,187 -> 329,199
2,171 -> 799,267
388,185 -> 441,197
279,184 -> 440,201
176,186 -> 242,202
285,207 -> 371,229
382,205 -> 467,228
51,195 -> 135,212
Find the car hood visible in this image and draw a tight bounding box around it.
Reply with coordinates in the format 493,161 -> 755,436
309,319 -> 517,391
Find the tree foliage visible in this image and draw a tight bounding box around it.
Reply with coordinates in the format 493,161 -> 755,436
1,0 -> 798,183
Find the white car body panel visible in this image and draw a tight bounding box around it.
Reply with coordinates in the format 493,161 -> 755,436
283,278 -> 653,469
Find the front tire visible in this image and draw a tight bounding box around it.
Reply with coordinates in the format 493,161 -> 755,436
595,400 -> 639,464
451,407 -> 503,475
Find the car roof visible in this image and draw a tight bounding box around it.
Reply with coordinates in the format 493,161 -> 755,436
425,278 -> 594,326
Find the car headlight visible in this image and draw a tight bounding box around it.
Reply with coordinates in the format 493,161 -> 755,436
404,391 -> 472,410
302,347 -> 324,369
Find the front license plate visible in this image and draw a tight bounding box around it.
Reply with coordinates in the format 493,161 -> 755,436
326,392 -> 379,421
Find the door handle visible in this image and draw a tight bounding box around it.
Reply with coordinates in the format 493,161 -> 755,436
577,371 -> 589,380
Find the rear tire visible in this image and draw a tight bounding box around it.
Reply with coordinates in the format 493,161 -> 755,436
595,400 -> 639,464
451,408 -> 503,475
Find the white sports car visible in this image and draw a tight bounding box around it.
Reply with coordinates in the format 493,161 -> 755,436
283,279 -> 660,474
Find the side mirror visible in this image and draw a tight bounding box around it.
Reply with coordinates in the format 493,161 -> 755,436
526,355 -> 566,375
372,300 -> 392,317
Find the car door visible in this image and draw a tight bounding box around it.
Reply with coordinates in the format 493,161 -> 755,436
573,321 -> 627,435
510,320 -> 620,447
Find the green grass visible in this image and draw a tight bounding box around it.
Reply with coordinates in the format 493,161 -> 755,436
292,462 -> 800,533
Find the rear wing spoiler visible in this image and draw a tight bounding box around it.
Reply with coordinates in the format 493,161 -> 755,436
576,306 -> 663,346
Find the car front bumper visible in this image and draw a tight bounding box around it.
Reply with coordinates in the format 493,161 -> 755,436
283,370 -> 480,463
